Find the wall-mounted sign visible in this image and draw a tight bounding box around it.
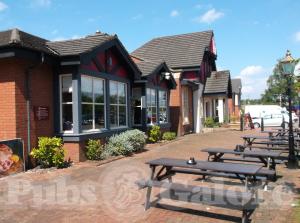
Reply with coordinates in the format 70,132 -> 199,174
0,139 -> 25,178
34,106 -> 49,121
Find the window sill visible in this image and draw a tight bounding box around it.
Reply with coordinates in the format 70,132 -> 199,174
57,127 -> 130,142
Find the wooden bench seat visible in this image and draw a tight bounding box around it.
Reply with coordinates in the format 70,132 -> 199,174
219,156 -> 284,165
169,167 -> 276,181
136,180 -> 256,223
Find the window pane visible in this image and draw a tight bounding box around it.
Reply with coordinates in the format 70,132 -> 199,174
159,107 -> 167,123
119,106 -> 127,126
118,83 -> 126,104
110,105 -> 118,128
81,104 -> 93,131
151,89 -> 156,106
94,79 -> 104,103
110,81 -> 118,104
95,105 -> 105,129
62,104 -> 73,131
62,76 -> 72,103
146,89 -> 151,106
147,107 -> 152,124
81,77 -> 93,102
159,91 -> 167,107
152,107 -> 157,123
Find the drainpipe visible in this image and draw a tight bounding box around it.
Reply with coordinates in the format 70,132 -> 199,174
24,53 -> 44,163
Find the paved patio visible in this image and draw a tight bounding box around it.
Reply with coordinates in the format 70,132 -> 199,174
0,129 -> 299,223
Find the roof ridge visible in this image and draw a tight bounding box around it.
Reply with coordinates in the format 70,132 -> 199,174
152,30 -> 213,41
48,32 -> 114,44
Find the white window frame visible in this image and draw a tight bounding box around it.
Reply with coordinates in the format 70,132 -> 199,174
146,88 -> 157,125
182,87 -> 189,125
109,80 -> 128,129
81,75 -> 106,132
59,74 -> 73,133
159,90 -> 168,124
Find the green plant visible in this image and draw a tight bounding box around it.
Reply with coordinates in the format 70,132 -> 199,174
122,129 -> 146,152
204,117 -> 215,128
105,129 -> 147,156
162,132 -> 176,141
30,137 -> 65,168
148,125 -> 161,143
85,139 -> 104,160
105,133 -> 134,156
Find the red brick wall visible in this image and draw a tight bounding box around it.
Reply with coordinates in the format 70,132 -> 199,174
0,57 -> 54,157
64,142 -> 86,162
169,79 -> 182,135
169,78 -> 194,136
0,59 -> 17,139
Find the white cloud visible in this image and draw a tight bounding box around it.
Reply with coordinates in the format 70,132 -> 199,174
194,8 -> 224,24
240,65 -> 265,76
294,31 -> 300,42
31,0 -> 51,7
170,10 -> 179,17
131,14 -> 143,20
236,65 -> 272,99
0,1 -> 8,11
51,36 -> 66,41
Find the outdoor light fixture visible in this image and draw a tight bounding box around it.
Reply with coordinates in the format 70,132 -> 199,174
279,50 -> 298,168
161,72 -> 171,80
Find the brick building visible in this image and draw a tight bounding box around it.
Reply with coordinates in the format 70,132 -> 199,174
132,31 -> 218,135
0,28 -> 176,163
228,78 -> 242,120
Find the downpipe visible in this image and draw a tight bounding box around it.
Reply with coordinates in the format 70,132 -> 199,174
24,53 -> 44,168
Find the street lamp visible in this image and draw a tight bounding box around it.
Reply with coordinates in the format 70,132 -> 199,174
279,50 -> 298,168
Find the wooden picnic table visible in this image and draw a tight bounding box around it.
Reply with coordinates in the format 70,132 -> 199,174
201,147 -> 282,170
241,135 -> 289,148
138,157 -> 262,223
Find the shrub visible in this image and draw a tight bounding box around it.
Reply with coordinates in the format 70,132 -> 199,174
105,133 -> 134,156
148,125 -> 161,143
30,137 -> 65,168
105,129 -> 147,156
85,139 -> 104,160
204,117 -> 215,128
162,132 -> 176,141
122,129 -> 146,152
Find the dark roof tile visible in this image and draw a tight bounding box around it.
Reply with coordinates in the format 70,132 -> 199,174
132,30 -> 213,69
204,70 -> 231,94
231,78 -> 242,93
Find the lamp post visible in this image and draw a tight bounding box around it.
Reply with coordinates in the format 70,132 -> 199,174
280,50 -> 298,168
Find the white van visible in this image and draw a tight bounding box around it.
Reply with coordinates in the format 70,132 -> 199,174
245,105 -> 298,128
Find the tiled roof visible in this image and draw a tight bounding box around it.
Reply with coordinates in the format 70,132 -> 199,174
0,29 -> 118,57
204,70 -> 231,94
0,28 -> 55,55
231,78 -> 242,93
46,32 -> 116,56
133,57 -> 166,77
131,30 -> 213,69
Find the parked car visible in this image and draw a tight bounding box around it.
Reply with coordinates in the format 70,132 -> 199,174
252,113 -> 297,128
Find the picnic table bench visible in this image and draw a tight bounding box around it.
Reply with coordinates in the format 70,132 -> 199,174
137,158 -> 263,223
201,147 -> 282,171
241,135 -> 289,147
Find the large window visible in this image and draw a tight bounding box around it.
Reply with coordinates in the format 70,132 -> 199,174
182,87 -> 189,124
60,75 -> 73,132
110,81 -> 127,128
147,88 -> 157,124
159,90 -> 167,123
81,75 -> 105,131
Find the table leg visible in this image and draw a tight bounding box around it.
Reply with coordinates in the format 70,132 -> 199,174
245,176 -> 249,191
145,165 -> 156,210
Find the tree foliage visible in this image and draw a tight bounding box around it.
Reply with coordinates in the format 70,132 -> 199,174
261,60 -> 300,106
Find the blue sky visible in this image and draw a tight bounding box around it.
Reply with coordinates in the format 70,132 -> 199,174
1,0 -> 300,99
